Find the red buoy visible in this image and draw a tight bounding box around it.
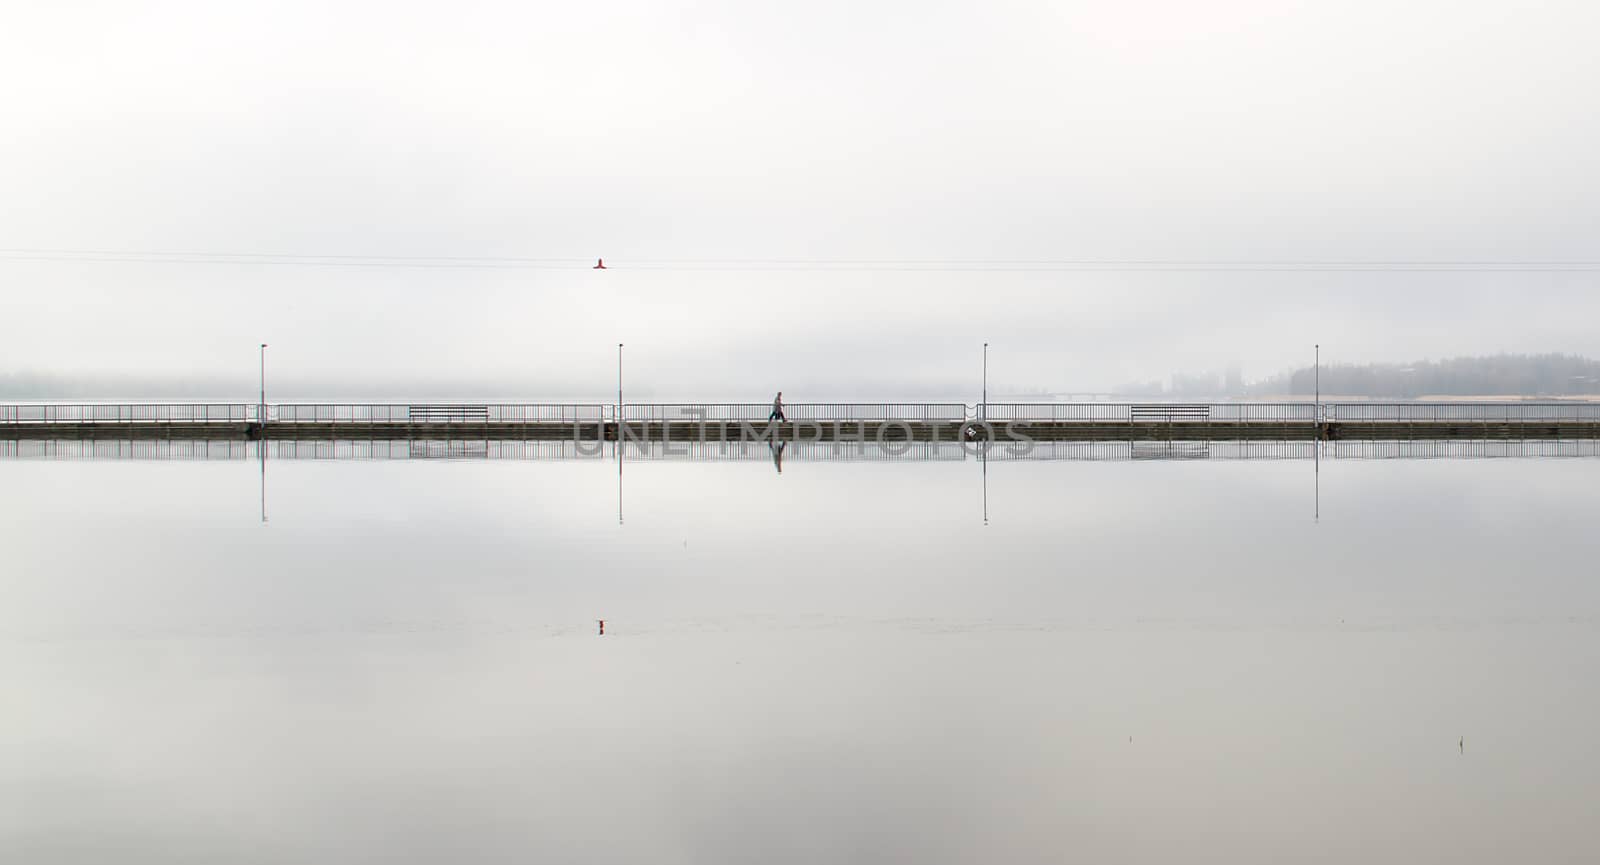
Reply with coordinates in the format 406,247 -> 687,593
593,258 -> 607,269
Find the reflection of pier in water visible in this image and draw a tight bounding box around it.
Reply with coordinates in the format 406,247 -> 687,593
8,438 -> 1600,462
9,436 -> 1596,528
11,401 -> 1600,444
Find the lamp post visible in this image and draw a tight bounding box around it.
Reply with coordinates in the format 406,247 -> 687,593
1314,343 -> 1320,409
617,342 -> 625,524
982,342 -> 988,421
259,343 -> 268,422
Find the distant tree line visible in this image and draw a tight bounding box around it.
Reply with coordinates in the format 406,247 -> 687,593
1251,353 -> 1600,398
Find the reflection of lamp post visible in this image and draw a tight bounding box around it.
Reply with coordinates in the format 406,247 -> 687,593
982,438 -> 989,527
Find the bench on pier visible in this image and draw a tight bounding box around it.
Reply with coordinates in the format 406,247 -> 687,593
1130,404 -> 1210,422
408,405 -> 490,423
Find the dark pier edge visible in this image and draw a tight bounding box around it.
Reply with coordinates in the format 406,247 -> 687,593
8,419 -> 1600,443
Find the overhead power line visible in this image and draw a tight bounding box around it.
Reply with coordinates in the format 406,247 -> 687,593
2,248 -> 1599,272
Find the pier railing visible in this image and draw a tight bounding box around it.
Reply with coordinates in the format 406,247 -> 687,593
983,402 -> 1600,423
620,403 -> 968,421
1323,402 -> 1600,422
981,403 -> 1318,422
270,404 -> 606,423
0,403 -> 255,423
6,401 -> 1600,425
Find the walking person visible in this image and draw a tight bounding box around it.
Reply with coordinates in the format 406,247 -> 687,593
768,391 -> 786,422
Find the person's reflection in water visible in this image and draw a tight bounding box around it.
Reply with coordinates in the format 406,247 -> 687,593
769,439 -> 786,474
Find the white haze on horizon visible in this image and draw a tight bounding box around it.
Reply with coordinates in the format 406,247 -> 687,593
3,1 -> 1598,400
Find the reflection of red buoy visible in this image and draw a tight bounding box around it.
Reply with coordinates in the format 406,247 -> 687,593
593,258 -> 607,269
597,619 -> 605,635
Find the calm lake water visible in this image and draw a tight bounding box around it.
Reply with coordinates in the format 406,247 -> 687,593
5,446 -> 1599,863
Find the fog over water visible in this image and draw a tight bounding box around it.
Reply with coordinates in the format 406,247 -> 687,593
6,3 -> 1600,863
4,2 -> 1600,395
5,454 -> 1599,863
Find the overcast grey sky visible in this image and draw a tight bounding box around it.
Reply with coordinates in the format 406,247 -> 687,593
2,1 -> 1597,398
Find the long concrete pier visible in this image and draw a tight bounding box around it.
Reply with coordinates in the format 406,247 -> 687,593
7,401 -> 1600,442
7,419 -> 1600,442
